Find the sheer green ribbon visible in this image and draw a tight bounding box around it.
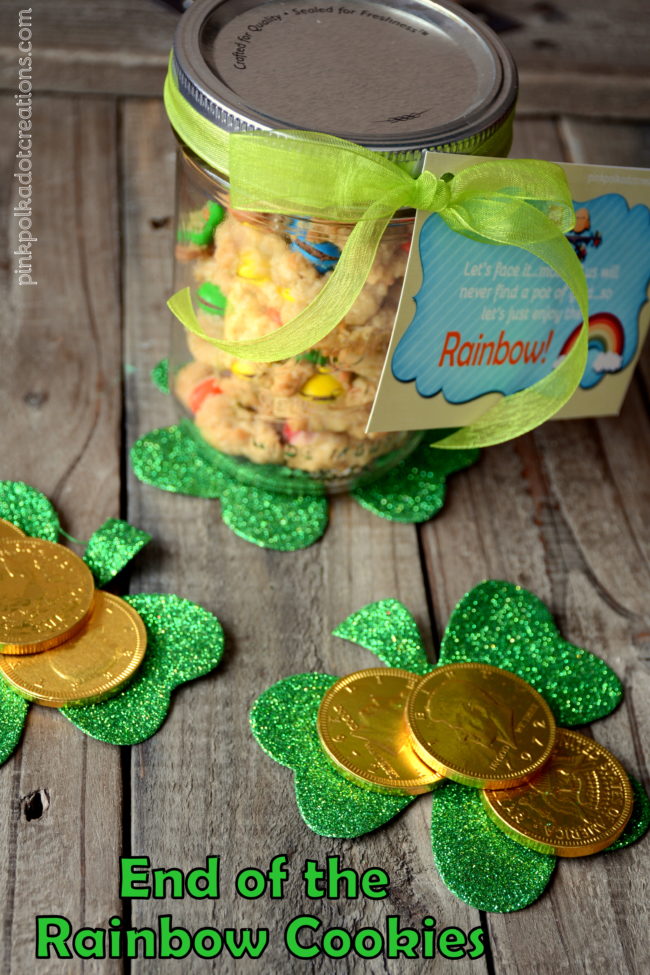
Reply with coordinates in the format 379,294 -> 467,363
165,68 -> 588,447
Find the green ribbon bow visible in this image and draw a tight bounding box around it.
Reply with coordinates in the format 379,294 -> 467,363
165,67 -> 588,448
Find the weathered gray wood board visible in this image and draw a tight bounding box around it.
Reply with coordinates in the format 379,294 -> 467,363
0,0 -> 176,97
0,31 -> 649,974
0,95 -> 123,974
475,0 -> 650,119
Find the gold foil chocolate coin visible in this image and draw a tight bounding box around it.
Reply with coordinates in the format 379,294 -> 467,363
0,591 -> 147,707
0,538 -> 95,653
481,728 -> 633,857
406,662 -> 556,789
0,519 -> 24,540
317,668 -> 444,795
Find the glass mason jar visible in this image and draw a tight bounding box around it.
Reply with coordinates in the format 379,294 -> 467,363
168,0 -> 517,495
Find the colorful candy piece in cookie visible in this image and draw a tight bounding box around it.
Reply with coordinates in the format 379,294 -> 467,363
188,377 -> 222,413
282,423 -> 317,446
197,282 -> 227,316
177,200 -> 224,247
237,249 -> 270,283
264,306 -> 283,326
231,360 -> 258,378
288,219 -> 341,273
295,349 -> 330,368
300,373 -> 344,401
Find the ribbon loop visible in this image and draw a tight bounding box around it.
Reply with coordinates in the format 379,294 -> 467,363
413,171 -> 452,213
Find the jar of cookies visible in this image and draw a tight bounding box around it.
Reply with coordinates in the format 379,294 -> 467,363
167,0 -> 517,494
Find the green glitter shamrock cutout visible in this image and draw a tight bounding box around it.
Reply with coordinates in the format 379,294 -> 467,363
129,360 -> 478,551
249,582 -> 650,913
0,481 -> 224,762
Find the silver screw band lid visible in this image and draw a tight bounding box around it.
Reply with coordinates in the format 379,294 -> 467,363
172,0 -> 517,157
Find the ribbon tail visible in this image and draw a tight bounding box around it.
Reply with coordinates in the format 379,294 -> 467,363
435,233 -> 588,449
168,193 -> 403,363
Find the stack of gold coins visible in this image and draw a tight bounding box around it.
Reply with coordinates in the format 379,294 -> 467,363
317,660 -> 633,856
0,530 -> 146,707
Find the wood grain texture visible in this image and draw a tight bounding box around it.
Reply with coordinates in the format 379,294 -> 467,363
0,0 -> 649,119
478,0 -> 650,119
121,99 -> 488,974
0,1 -> 175,97
0,96 -> 123,973
420,118 -> 650,975
0,50 -> 648,975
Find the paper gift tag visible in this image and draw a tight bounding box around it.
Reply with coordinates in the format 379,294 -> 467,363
367,154 -> 650,433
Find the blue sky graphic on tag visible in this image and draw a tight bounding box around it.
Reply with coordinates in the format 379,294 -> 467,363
392,194 -> 650,403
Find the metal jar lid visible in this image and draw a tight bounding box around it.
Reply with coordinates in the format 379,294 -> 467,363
172,0 -> 517,156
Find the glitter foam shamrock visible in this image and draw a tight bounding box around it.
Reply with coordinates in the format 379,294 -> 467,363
0,481 -> 224,759
249,583 -> 649,913
130,360 -> 478,551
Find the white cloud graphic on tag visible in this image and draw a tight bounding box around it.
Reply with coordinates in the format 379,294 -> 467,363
592,351 -> 623,373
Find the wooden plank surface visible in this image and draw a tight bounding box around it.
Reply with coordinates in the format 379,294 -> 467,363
0,1 -> 176,98
0,96 -> 123,973
467,0 -> 650,119
0,0 -> 649,118
0,33 -> 649,974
